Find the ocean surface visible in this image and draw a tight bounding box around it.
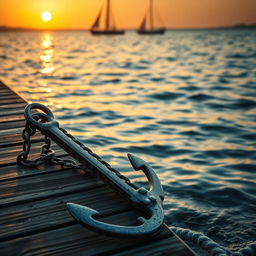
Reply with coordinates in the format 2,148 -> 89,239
1,30 -> 256,253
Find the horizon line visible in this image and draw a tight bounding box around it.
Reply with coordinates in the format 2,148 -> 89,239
1,23 -> 256,32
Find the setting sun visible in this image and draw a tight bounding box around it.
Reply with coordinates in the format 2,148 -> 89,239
41,11 -> 52,22
1,0 -> 256,29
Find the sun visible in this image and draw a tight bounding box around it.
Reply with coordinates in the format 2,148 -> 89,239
41,11 -> 52,22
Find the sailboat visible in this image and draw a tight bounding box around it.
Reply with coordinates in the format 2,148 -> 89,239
137,0 -> 165,35
90,0 -> 125,35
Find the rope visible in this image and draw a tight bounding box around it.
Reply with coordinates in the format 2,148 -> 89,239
170,226 -> 256,256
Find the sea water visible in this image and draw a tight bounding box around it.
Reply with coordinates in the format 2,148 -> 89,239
1,30 -> 256,253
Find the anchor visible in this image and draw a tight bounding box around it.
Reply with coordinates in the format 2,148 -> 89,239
22,103 -> 165,238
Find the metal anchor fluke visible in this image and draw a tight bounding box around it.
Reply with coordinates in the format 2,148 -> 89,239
67,153 -> 165,238
22,103 -> 165,238
128,153 -> 164,202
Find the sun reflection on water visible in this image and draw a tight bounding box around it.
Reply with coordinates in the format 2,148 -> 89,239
40,33 -> 55,74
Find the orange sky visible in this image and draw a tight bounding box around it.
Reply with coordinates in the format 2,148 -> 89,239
0,0 -> 256,29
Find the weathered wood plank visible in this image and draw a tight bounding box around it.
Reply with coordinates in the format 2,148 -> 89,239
0,108 -> 24,117
0,82 -> 27,104
0,148 -> 65,167
0,85 -> 14,91
0,126 -> 24,135
0,91 -> 17,97
0,95 -> 24,101
0,138 -> 77,181
0,186 -> 131,242
0,98 -> 24,105
0,119 -> 26,130
0,212 -> 189,256
0,92 -> 18,98
0,168 -> 104,208
0,87 -> 10,90
0,133 -> 43,148
0,143 -> 64,166
0,102 -> 26,108
0,158 -> 72,182
0,114 -> 24,123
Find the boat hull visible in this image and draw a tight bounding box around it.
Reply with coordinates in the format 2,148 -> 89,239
137,29 -> 166,35
90,30 -> 125,35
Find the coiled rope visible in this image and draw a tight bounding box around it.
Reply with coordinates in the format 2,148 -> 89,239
170,226 -> 256,256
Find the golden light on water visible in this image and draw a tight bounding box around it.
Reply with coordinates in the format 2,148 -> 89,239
41,11 -> 52,22
40,33 -> 55,74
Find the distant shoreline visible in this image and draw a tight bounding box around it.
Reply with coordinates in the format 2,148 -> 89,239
0,24 -> 256,32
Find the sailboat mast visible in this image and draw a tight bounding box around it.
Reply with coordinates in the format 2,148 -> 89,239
150,0 -> 153,29
106,0 -> 110,30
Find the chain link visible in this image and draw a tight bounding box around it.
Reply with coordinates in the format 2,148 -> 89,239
17,122 -> 81,169
17,122 -> 136,189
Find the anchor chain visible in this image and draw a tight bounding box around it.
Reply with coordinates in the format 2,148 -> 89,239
17,120 -> 137,190
17,122 -> 82,169
58,127 -> 137,189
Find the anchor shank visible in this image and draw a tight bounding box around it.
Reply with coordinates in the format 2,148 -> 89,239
42,124 -> 141,203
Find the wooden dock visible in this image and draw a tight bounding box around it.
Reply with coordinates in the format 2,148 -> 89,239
0,80 -> 195,255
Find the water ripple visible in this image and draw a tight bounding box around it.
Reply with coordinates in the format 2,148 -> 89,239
1,29 -> 256,251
